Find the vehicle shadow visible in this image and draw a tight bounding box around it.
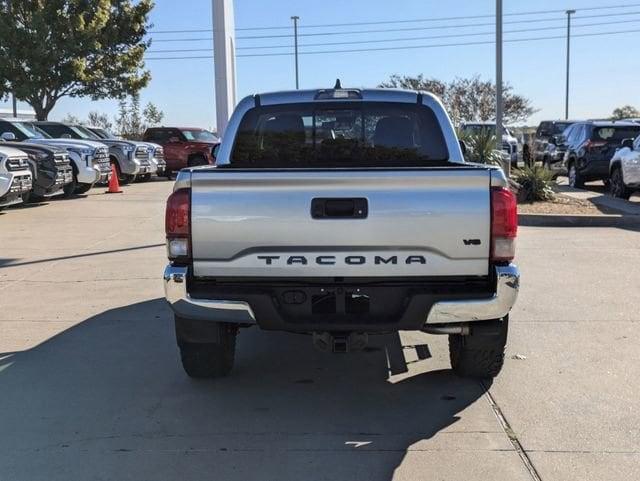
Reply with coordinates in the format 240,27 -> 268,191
0,299 -> 489,481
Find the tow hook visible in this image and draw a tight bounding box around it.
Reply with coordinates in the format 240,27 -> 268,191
312,332 -> 368,353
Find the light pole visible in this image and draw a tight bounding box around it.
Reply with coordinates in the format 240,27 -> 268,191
565,9 -> 576,120
291,16 -> 300,89
496,0 -> 507,177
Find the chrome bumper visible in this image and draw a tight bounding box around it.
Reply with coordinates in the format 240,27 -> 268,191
425,264 -> 520,324
164,265 -> 256,324
164,264 -> 519,327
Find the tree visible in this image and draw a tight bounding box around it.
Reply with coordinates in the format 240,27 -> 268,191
114,95 -> 163,139
379,74 -> 536,125
0,0 -> 153,120
60,113 -> 81,125
87,111 -> 113,131
610,105 -> 640,120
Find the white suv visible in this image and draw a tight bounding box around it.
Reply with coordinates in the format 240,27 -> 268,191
609,134 -> 640,199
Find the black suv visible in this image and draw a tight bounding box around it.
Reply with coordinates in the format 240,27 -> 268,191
563,121 -> 640,188
533,120 -> 576,167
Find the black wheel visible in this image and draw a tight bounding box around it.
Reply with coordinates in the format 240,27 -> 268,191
568,162 -> 584,189
113,162 -> 135,185
74,183 -> 93,195
449,317 -> 509,379
63,173 -> 78,198
609,167 -> 632,200
22,192 -> 44,204
188,154 -> 208,167
138,173 -> 152,182
176,318 -> 237,378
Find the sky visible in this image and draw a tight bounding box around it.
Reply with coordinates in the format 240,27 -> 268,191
2,0 -> 640,129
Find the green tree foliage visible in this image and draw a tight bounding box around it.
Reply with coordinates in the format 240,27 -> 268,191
380,74 -> 536,125
114,94 -> 163,139
0,0 -> 153,120
610,105 -> 640,120
87,111 -> 113,131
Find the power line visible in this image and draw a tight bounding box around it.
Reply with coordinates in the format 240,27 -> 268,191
148,3 -> 640,33
146,17 -> 640,54
144,28 -> 640,60
149,10 -> 640,42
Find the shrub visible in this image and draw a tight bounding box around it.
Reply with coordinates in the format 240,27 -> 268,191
457,128 -> 504,166
513,165 -> 556,202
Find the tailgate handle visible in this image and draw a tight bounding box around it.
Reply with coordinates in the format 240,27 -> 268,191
311,198 -> 368,219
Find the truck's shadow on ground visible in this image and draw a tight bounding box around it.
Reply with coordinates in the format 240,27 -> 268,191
0,298 -> 487,481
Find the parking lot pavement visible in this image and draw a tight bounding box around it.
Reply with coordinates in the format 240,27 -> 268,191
1,181 -> 639,480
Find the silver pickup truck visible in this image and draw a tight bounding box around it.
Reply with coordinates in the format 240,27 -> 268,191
164,86 -> 520,380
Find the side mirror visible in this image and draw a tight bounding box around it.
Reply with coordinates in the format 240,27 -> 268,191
621,138 -> 634,149
548,136 -> 557,146
459,139 -> 467,156
1,132 -> 16,141
168,136 -> 181,143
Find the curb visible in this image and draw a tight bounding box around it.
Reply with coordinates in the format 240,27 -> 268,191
519,213 -> 640,228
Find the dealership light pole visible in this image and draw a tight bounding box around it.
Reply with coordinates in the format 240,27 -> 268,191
291,16 -> 300,89
496,0 -> 508,177
565,9 -> 576,120
212,0 -> 237,137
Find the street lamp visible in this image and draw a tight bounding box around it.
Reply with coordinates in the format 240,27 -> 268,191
496,0 -> 507,177
291,16 -> 300,89
565,10 -> 576,120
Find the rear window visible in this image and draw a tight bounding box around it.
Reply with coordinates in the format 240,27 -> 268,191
593,126 -> 640,142
230,102 -> 449,167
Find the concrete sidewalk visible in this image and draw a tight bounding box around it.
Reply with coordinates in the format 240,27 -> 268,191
556,183 -> 640,216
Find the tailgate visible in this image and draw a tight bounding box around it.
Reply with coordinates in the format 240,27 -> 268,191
191,169 -> 491,278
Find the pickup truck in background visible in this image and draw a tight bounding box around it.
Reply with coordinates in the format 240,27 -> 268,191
163,86 -> 520,380
1,135 -> 73,203
0,144 -> 33,210
88,126 -> 167,180
143,127 -> 219,177
0,119 -> 111,195
34,122 -> 153,185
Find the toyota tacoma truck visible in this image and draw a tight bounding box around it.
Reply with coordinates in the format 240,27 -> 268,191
0,144 -> 33,210
163,86 -> 520,380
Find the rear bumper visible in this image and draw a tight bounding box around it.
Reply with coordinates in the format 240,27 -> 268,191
164,264 -> 520,331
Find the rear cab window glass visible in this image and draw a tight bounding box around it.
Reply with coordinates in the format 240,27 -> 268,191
230,102 -> 450,168
593,126 -> 640,143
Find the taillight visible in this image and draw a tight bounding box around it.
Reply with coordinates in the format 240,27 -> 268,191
585,140 -> 607,151
491,187 -> 518,262
165,188 -> 191,260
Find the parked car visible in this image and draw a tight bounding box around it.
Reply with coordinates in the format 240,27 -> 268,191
0,118 -> 111,194
609,134 -> 640,199
542,123 -> 580,178
0,144 -> 33,210
459,122 -> 519,167
143,127 -> 219,176
1,134 -> 73,202
88,126 -> 167,180
34,122 -> 153,184
533,120 -> 576,166
563,121 -> 640,188
163,86 -> 519,380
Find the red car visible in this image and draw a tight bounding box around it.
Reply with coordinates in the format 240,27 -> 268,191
143,127 -> 219,177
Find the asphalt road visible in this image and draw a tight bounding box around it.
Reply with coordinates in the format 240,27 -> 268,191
1,180 -> 638,481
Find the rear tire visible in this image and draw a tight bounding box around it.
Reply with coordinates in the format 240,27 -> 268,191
568,162 -> 584,189
449,317 -> 509,379
609,167 -> 632,200
176,319 -> 237,378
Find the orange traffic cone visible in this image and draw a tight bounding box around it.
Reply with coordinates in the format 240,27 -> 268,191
105,164 -> 123,194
